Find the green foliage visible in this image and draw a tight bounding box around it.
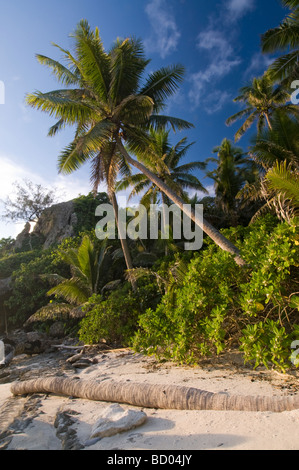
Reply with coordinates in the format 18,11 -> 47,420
0,250 -> 43,279
133,216 -> 299,370
0,237 -> 15,258
78,281 -> 160,346
4,249 -> 70,327
73,192 -> 110,235
239,320 -> 291,372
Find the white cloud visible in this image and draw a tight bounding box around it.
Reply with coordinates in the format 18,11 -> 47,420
204,90 -> 232,115
226,0 -> 255,19
145,0 -> 181,58
244,52 -> 274,79
188,29 -> 241,108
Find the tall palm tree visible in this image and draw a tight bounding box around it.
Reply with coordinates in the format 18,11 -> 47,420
117,127 -> 207,254
205,138 -> 256,221
90,142 -> 137,290
226,73 -> 297,142
261,0 -> 299,83
25,20 -> 245,265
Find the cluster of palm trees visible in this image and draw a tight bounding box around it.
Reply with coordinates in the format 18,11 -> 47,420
25,0 -> 298,293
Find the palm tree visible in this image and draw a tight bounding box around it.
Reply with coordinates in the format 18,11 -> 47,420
117,127 -> 207,255
250,112 -> 299,170
46,235 -> 110,305
89,143 -> 137,290
205,139 -> 256,222
226,73 -> 297,142
261,0 -> 299,83
25,20 -> 246,265
117,127 -> 206,216
239,112 -> 299,222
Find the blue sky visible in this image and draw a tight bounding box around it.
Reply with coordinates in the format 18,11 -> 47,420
0,0 -> 287,238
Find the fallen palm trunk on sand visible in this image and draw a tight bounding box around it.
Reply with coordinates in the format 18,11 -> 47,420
10,377 -> 299,413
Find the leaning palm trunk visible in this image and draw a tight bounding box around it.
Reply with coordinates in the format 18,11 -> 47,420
116,139 -> 246,266
110,191 -> 137,291
11,377 -> 299,412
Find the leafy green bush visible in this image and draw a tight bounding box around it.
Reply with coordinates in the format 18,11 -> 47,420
73,192 -> 110,235
239,320 -> 296,372
4,248 -> 70,327
78,282 -> 161,346
0,250 -> 42,279
132,216 -> 299,370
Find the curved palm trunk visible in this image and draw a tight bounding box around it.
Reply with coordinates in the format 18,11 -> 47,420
161,192 -> 169,256
116,139 -> 246,266
11,377 -> 299,412
110,191 -> 137,291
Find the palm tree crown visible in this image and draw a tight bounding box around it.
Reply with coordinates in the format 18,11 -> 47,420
206,138 -> 256,216
117,127 -> 207,207
25,20 -> 246,265
26,20 -> 192,176
226,73 -> 297,141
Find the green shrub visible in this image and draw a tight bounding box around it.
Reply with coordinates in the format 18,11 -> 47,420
0,250 -> 42,279
78,282 -> 161,346
4,248 -> 70,327
132,216 -> 299,370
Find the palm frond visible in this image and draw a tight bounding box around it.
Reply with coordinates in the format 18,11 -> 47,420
262,23 -> 299,53
36,54 -> 80,86
225,107 -> 253,126
266,160 -> 299,207
109,37 -> 149,103
234,112 -> 258,142
148,114 -> 194,131
266,50 -> 299,82
47,278 -> 91,305
25,89 -> 96,125
71,19 -> 110,101
140,64 -> 185,112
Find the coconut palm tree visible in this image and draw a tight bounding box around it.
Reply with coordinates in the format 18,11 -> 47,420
117,127 -> 207,254
261,0 -> 299,83
226,74 -> 298,142
116,127 -> 207,215
239,112 -> 299,222
89,143 -> 137,290
25,20 -> 245,265
205,138 -> 256,222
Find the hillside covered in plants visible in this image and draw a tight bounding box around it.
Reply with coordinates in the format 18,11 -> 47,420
1,1 -> 298,373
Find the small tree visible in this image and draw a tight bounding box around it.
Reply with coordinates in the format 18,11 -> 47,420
1,179 -> 57,226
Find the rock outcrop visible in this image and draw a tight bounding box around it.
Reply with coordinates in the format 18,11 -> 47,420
32,200 -> 78,249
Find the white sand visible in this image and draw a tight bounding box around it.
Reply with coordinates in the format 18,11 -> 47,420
0,348 -> 298,451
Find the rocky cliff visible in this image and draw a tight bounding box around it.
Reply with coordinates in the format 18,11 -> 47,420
31,200 -> 78,249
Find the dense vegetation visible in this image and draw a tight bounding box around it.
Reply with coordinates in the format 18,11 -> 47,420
1,0 -> 298,372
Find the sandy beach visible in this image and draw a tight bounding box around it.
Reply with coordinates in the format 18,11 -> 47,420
0,342 -> 298,452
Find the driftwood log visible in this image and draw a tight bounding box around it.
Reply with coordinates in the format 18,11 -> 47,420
10,377 -> 299,412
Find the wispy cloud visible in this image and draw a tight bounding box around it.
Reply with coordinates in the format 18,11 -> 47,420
244,52 -> 274,79
188,0 -> 255,112
188,29 -> 241,109
204,90 -> 232,115
225,0 -> 255,20
145,0 -> 181,58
